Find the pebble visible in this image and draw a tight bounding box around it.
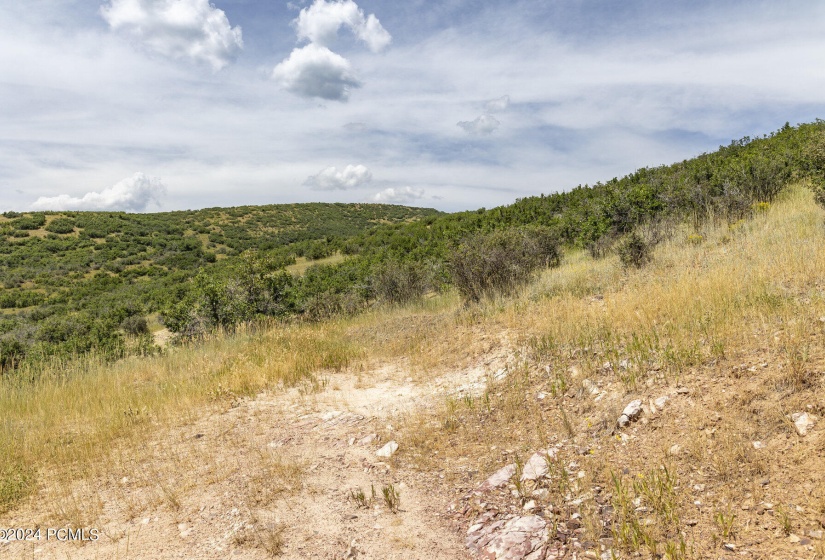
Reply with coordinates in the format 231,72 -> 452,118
375,441 -> 399,458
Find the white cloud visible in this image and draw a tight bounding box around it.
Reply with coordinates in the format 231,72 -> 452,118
273,44 -> 361,101
304,164 -> 372,190
457,114 -> 501,135
100,0 -> 243,70
31,173 -> 166,211
371,186 -> 425,204
484,94 -> 510,113
294,0 -> 391,53
274,0 -> 390,100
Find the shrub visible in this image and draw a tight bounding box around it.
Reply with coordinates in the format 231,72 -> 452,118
45,217 -> 76,234
372,260 -> 431,304
449,227 -> 561,302
121,315 -> 149,336
617,231 -> 653,269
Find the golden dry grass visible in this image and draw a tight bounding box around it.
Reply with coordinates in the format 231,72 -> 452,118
2,185 -> 824,559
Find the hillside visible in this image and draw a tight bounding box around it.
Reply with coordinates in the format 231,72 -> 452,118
1,183 -> 823,559
0,203 -> 441,369
1,121 -> 825,559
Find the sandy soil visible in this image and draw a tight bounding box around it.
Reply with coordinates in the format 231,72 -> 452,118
0,359 -> 505,560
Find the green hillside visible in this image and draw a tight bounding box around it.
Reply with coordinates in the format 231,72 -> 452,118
3,120 -> 825,373
0,203 -> 441,369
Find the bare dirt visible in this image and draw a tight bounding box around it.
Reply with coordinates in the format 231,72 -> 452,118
0,358 -> 506,560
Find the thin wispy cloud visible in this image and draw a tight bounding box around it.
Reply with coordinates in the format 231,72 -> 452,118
457,114 -> 501,136
31,173 -> 166,211
100,0 -> 243,70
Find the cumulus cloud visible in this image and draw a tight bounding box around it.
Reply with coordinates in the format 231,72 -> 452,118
100,0 -> 243,70
304,164 -> 372,190
371,186 -> 425,204
457,114 -> 501,136
273,44 -> 361,100
484,94 -> 511,113
274,0 -> 390,100
31,173 -> 166,211
294,0 -> 391,53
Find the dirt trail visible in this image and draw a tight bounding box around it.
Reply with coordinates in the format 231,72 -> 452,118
1,360 -> 504,560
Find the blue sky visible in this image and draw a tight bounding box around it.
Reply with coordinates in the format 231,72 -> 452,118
2,0 -> 825,213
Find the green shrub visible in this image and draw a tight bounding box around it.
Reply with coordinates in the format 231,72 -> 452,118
617,231 -> 653,269
45,217 -> 76,234
121,315 -> 149,336
372,260 -> 432,304
449,227 -> 561,302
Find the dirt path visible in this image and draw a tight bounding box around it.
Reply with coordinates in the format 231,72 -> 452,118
1,360 -> 502,560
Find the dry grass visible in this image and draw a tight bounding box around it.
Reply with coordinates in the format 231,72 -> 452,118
2,185 -> 824,559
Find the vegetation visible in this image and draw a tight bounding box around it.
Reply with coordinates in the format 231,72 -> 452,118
3,121 -> 825,371
0,203 -> 439,370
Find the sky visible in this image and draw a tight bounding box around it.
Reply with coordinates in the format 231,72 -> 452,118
2,0 -> 825,213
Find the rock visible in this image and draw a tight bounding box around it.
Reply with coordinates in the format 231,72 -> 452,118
523,500 -> 537,512
654,396 -> 669,409
470,515 -> 549,560
359,433 -> 377,445
788,534 -> 801,543
375,441 -> 399,458
723,543 -> 736,551
668,444 -> 681,456
480,464 -> 517,491
617,399 -> 642,428
582,379 -> 598,395
791,412 -> 816,436
809,530 -> 824,539
521,452 -> 552,481
752,441 -> 766,449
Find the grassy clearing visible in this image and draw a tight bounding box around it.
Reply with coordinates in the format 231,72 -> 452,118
285,252 -> 346,275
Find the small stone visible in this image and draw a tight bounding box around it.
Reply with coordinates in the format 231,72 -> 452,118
375,441 -> 399,458
789,534 -> 801,543
523,500 -> 537,512
809,530 -> 824,539
685,519 -> 698,526
668,444 -> 681,456
752,441 -> 766,449
480,464 -> 517,491
622,400 -> 643,419
723,543 -> 736,551
359,433 -> 377,445
791,412 -> 816,436
676,387 -> 691,394
521,452 -> 551,481
654,396 -> 669,409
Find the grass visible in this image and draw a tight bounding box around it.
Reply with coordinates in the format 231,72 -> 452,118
1,185 -> 824,558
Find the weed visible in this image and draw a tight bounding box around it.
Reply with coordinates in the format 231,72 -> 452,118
713,510 -> 737,541
775,504 -> 792,535
382,484 -> 401,513
349,487 -> 369,509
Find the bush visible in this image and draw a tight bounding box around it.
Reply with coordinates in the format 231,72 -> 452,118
617,231 -> 653,269
372,260 -> 432,304
449,227 -> 561,302
121,315 -> 149,336
45,217 -> 76,234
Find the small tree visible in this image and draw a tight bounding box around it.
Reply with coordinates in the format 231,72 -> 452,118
617,231 -> 652,269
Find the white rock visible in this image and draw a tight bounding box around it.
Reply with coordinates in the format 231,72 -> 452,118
791,412 -> 816,436
375,441 -> 399,458
622,400 -> 643,419
752,441 -> 766,449
523,500 -> 537,512
668,444 -> 681,456
480,463 -> 517,491
521,452 -> 550,481
654,396 -> 669,409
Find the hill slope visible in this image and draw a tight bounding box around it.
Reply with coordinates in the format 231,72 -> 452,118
1,184 -> 823,559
